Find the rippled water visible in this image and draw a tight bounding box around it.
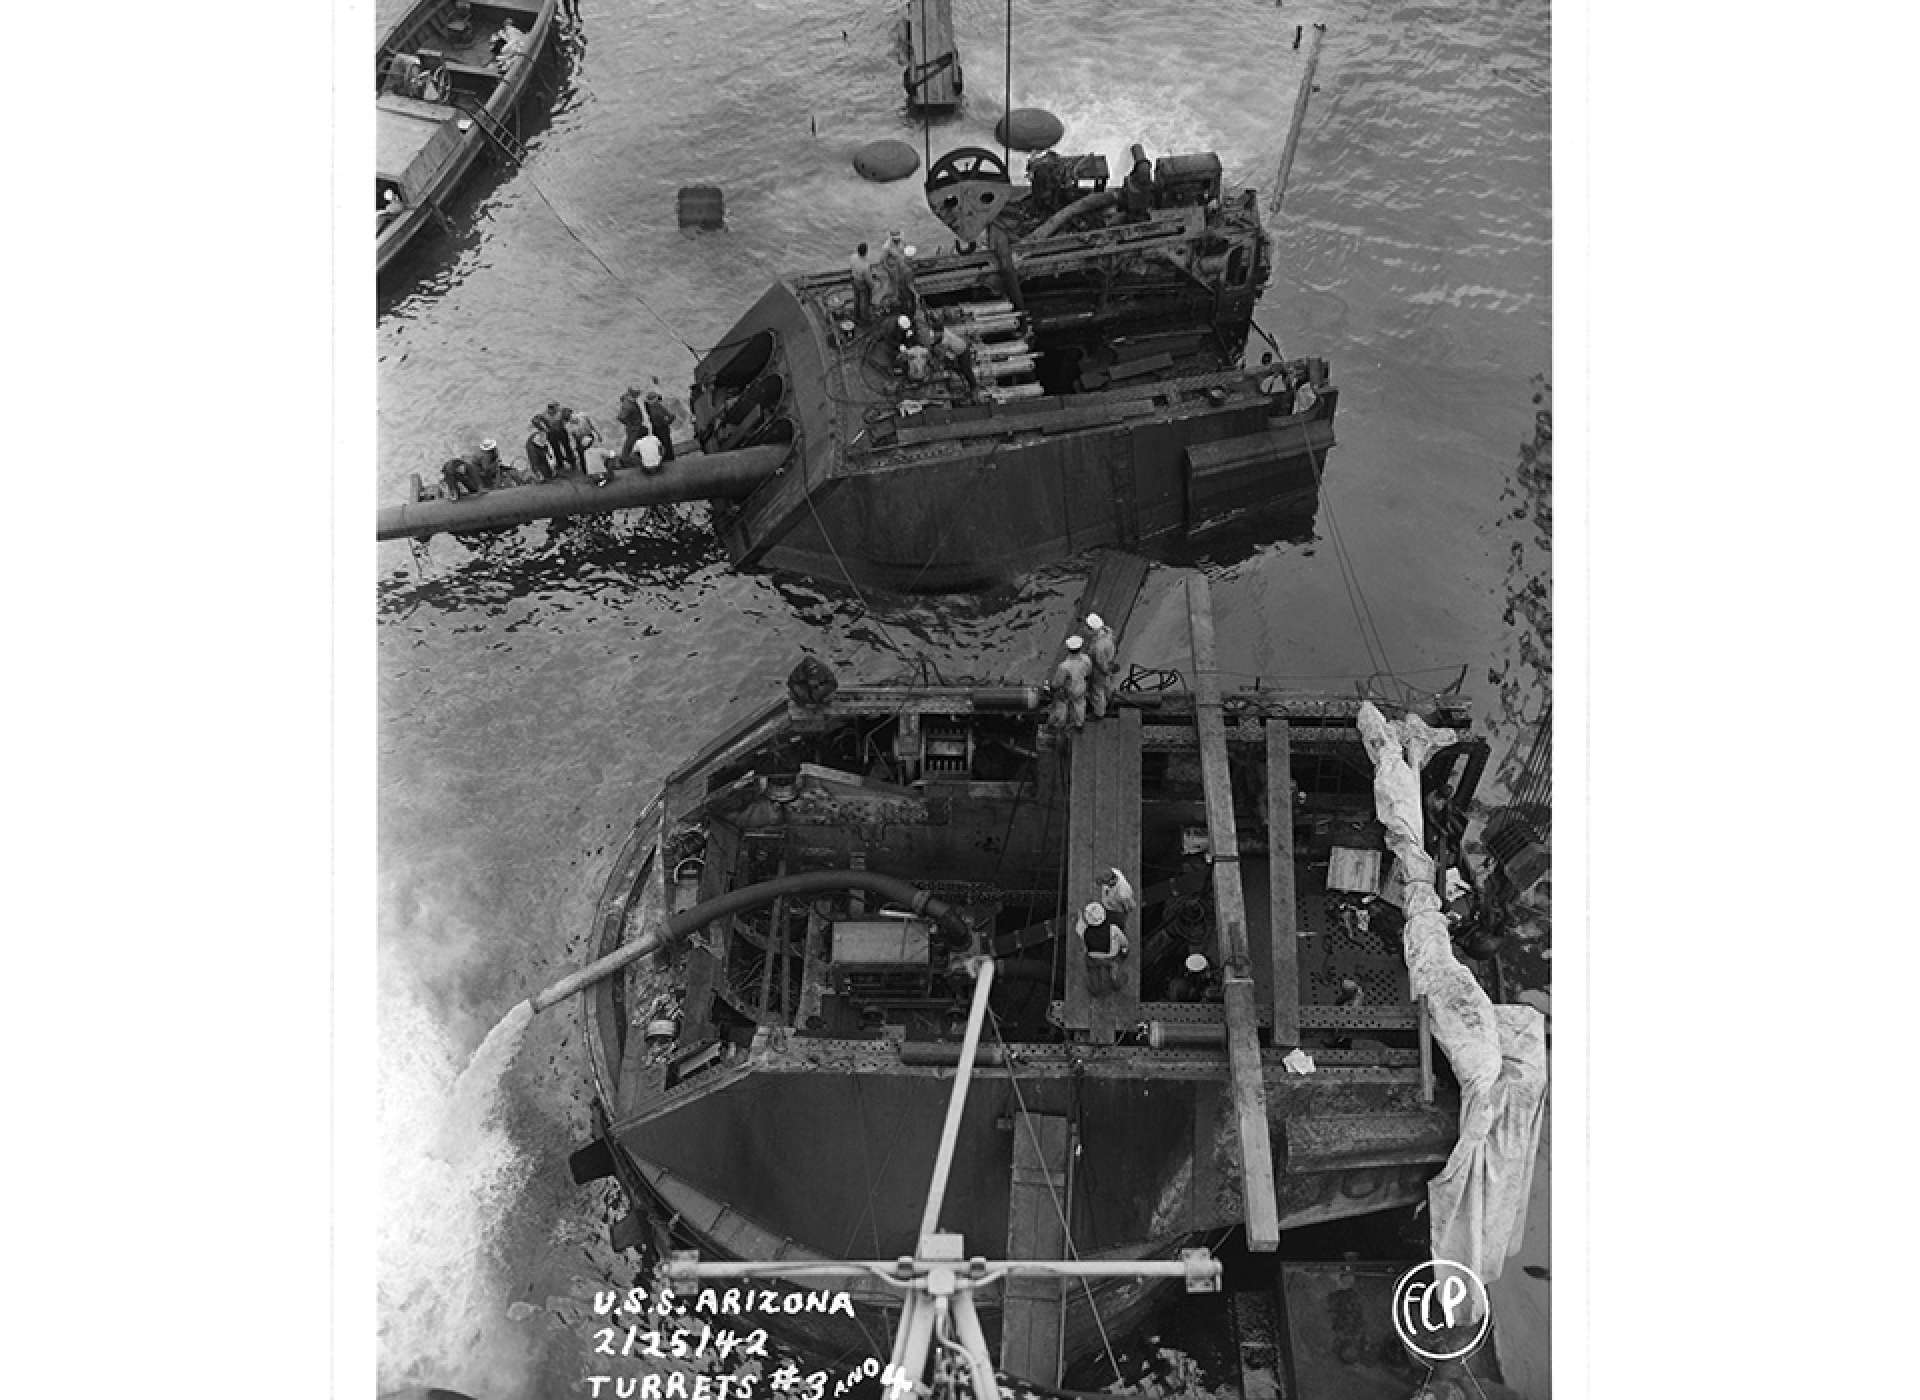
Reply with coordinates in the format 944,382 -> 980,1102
377,1 -> 1550,1394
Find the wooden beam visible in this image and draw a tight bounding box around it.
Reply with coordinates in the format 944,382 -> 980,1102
1418,997 -> 1435,1105
904,0 -> 961,109
1185,574 -> 1281,1251
1000,1113 -> 1071,1383
1265,721 -> 1300,1046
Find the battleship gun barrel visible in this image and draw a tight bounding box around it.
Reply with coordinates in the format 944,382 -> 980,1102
528,868 -> 973,1013
376,443 -> 790,543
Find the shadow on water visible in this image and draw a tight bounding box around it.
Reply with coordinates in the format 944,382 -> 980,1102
1157,494 -> 1323,575
376,505 -> 725,618
376,25 -> 589,314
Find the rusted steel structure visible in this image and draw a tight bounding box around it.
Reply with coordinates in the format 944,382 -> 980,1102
380,137 -> 1335,590
559,598 -> 1491,1383
689,142 -> 1335,590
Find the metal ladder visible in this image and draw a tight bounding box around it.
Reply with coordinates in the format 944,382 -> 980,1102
460,98 -> 528,163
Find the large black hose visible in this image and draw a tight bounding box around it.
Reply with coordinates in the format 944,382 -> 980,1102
529,869 -> 973,1013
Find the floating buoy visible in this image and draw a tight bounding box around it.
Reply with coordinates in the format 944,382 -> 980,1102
853,139 -> 920,182
995,107 -> 1064,152
677,185 -> 725,230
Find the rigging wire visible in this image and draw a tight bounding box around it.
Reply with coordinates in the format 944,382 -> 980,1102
1002,0 -> 1013,172
1298,425 -> 1397,680
522,175 -> 703,359
798,473 -> 913,660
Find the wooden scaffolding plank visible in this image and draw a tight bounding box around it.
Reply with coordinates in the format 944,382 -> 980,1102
1265,721 -> 1301,1046
905,0 -> 961,109
1061,734 -> 1097,1033
1091,709 -> 1143,1042
1185,575 -> 1281,1251
1000,1113 -> 1071,1384
1069,549 -> 1153,643
1061,712 -> 1142,1042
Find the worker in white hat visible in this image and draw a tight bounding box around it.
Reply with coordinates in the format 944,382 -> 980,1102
1084,612 -> 1119,719
1075,900 -> 1128,995
1170,951 -> 1215,1002
881,230 -> 915,314
1049,635 -> 1094,733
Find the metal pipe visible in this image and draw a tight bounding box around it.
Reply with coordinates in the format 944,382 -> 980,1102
1025,187 -> 1119,242
1269,23 -> 1327,216
377,443 -> 789,542
887,1293 -> 920,1377
896,1290 -> 936,1395
951,1290 -> 1002,1400
919,956 -> 998,1240
528,869 -> 972,1014
897,1042 -> 1008,1067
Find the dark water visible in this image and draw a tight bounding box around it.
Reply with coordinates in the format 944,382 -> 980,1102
376,1 -> 1550,1394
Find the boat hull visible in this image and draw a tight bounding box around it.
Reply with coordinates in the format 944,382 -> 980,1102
376,0 -> 562,277
602,1054 -> 1441,1379
740,402 -> 1333,591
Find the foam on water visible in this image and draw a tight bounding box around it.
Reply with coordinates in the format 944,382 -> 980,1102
379,981 -> 538,1396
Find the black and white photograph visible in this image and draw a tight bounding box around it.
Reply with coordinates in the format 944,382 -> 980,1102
372,2 -> 1551,1398
27,2 -> 1920,1396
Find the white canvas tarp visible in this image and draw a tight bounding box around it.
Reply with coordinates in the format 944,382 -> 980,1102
1356,702 -> 1547,1283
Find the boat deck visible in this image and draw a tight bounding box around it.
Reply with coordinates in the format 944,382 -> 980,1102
377,94 -> 462,182
1000,1112 -> 1072,1382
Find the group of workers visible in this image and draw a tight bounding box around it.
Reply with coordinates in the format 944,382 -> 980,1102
1047,613 -> 1121,732
847,232 -> 989,399
848,230 -> 919,325
889,307 -> 978,393
437,384 -> 681,500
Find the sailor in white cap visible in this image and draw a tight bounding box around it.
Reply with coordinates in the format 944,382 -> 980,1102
1084,612 -> 1119,719
881,230 -> 913,313
1049,635 -> 1094,733
1075,900 -> 1129,995
472,437 -> 502,488
1171,951 -> 1215,1002
1098,866 -> 1136,921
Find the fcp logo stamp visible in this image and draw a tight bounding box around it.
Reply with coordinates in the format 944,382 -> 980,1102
1390,1258 -> 1492,1365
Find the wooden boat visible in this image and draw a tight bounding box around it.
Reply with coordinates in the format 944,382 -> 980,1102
376,0 -> 560,277
562,578 -> 1502,1385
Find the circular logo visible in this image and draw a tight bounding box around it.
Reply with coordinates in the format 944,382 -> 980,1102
1390,1258 -> 1492,1364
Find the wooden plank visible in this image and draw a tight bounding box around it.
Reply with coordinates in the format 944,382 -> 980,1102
1068,549 -> 1153,645
1185,574 -> 1281,1252
1061,710 -> 1143,1043
1089,709 -> 1143,1043
1418,997 -> 1435,1104
904,0 -> 961,109
1061,726 -> 1099,1033
1265,721 -> 1300,1046
1000,1113 -> 1071,1383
